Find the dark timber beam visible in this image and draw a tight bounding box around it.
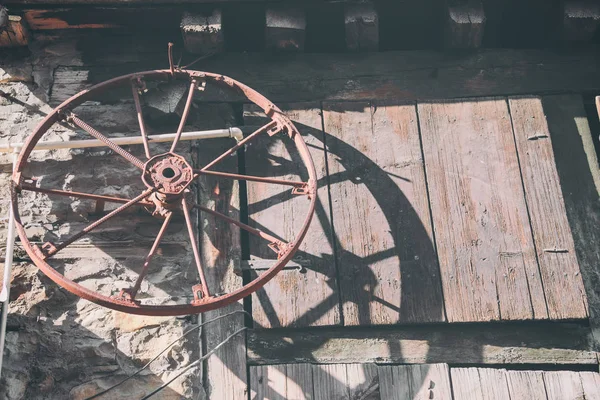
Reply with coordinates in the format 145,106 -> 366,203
181,10 -> 224,55
444,0 -> 486,48
265,6 -> 306,52
563,0 -> 600,42
49,48 -> 600,104
344,2 -> 379,52
248,322 -> 598,365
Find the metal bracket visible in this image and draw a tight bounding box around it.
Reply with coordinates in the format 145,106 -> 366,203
268,240 -> 293,259
191,284 -> 211,305
40,242 -> 57,258
292,179 -> 316,197
113,289 -> 141,305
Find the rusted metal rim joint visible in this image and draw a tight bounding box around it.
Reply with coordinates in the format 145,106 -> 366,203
11,69 -> 317,316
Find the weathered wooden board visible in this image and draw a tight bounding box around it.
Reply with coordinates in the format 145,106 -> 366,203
543,371 -> 585,400
379,363 -> 452,400
418,98 -> 547,322
47,48 -> 600,104
286,364 -> 314,400
506,370 -> 548,400
323,101 -> 444,325
346,364 -> 379,400
508,96 -> 588,320
249,363 -> 380,400
252,364 -> 600,400
250,365 -> 288,400
196,105 -> 247,400
244,103 -> 340,328
542,94 -> 600,347
579,371 -> 600,399
247,322 -> 598,365
313,364 -> 349,400
451,368 -> 507,399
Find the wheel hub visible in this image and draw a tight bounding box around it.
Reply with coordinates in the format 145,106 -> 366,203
142,152 -> 193,195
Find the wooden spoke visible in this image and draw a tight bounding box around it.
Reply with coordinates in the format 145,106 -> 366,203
200,121 -> 279,171
42,189 -> 155,258
182,197 -> 211,298
127,212 -> 173,299
66,112 -> 146,170
131,80 -> 152,159
194,169 -> 306,188
193,203 -> 285,246
170,79 -> 198,153
19,183 -> 153,206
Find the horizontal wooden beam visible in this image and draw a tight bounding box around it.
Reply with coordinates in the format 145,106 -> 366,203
49,47 -> 600,105
248,322 -> 599,365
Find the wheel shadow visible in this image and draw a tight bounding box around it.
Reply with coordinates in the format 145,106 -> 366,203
222,101 -> 448,398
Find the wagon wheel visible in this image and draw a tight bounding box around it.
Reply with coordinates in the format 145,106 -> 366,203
10,69 -> 317,316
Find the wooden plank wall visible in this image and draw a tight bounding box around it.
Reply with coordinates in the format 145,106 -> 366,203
323,101 -> 444,325
509,96 -> 588,320
237,97 -> 588,327
243,95 -> 590,327
249,364 -> 600,400
418,98 -> 545,322
243,103 -> 340,329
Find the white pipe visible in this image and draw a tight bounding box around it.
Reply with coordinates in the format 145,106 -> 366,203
0,151 -> 18,378
0,127 -> 244,153
0,126 -> 244,378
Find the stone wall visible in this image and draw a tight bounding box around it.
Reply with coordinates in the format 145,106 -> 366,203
0,34 -> 239,399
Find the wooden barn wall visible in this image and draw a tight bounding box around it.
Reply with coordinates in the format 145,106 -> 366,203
1,8 -> 600,399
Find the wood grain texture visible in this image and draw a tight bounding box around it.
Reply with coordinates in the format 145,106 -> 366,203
579,371 -> 600,400
286,364 -> 314,400
250,365 -> 288,400
247,322 -> 598,365
506,370 -> 548,400
451,368 -> 504,399
542,94 -> 600,347
250,364 -> 314,400
244,103 -> 340,328
313,364 -> 349,400
346,364 -> 380,400
196,105 -> 247,400
418,98 -> 547,322
543,371 -> 585,400
508,96 -> 588,320
323,101 -> 444,325
379,364 -> 452,400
